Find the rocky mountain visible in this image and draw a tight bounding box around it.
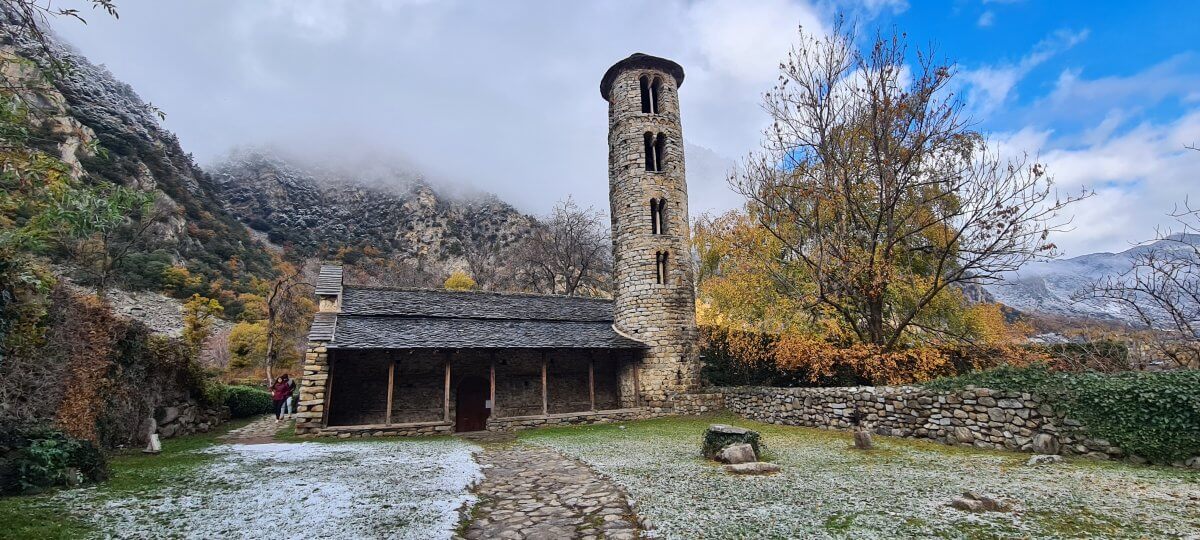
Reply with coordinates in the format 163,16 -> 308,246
0,10 -> 276,286
207,150 -> 536,271
985,234 -> 1200,325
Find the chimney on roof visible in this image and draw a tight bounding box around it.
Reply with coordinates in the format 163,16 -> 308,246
315,264 -> 343,313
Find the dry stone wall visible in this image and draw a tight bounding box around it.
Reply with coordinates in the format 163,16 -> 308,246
716,386 -> 1128,460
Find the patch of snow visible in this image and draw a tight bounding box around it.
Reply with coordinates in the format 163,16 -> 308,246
61,440 -> 482,539
528,421 -> 1200,539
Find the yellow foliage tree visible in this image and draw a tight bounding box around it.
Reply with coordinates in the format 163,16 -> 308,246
444,270 -> 477,291
228,321 -> 267,369
694,210 -> 1036,384
182,294 -> 223,352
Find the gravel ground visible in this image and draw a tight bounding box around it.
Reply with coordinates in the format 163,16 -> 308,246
524,416 -> 1200,539
60,440 -> 482,539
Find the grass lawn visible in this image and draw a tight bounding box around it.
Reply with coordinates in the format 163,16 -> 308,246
0,418 -> 481,539
521,413 -> 1200,539
0,417 -> 256,540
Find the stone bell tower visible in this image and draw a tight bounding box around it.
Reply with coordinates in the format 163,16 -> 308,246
601,53 -> 700,407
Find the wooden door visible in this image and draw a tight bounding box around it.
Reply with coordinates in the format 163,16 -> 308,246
455,376 -> 489,432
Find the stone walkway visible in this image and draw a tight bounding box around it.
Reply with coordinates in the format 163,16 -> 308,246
220,415 -> 286,444
461,445 -> 642,540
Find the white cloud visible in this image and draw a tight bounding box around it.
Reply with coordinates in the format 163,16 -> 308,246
959,28 -> 1089,117
977,11 -> 995,27
995,112 -> 1200,255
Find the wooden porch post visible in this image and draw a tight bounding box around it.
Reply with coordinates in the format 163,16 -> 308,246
385,358 -> 395,425
322,351 -> 334,427
541,351 -> 548,416
588,352 -> 596,412
443,352 -> 452,423
489,351 -> 496,418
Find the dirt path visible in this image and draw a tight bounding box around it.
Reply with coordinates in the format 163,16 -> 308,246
462,444 -> 643,540
218,415 -> 285,444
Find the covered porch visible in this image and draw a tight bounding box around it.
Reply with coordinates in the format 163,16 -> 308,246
321,347 -> 645,433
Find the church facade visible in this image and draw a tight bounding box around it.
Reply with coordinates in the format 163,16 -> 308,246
295,54 -> 700,436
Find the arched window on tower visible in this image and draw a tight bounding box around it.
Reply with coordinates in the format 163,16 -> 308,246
644,132 -> 656,172
649,198 -> 659,234
650,197 -> 667,235
655,251 -> 669,284
639,76 -> 652,113
650,77 -> 662,113
639,76 -> 662,114
654,133 -> 666,172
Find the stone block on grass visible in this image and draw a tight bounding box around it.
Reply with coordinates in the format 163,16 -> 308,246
703,424 -> 761,460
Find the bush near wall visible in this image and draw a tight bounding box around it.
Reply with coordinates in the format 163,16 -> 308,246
0,422 -> 106,495
926,365 -> 1200,463
224,386 -> 273,418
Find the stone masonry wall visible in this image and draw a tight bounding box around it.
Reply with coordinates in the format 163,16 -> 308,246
607,57 -> 700,407
294,341 -> 330,436
718,386 -> 1128,460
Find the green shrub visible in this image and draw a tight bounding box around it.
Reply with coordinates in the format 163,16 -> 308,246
224,385 -> 272,418
0,423 -> 107,495
925,365 -> 1200,463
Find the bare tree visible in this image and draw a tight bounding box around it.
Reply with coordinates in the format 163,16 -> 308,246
732,21 -> 1089,350
262,262 -> 315,384
1087,204 -> 1200,368
513,198 -> 612,296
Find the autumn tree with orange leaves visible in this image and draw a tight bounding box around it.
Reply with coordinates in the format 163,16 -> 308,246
704,22 -> 1080,383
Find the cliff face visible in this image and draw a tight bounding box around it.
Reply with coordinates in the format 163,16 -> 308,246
0,10 -> 276,285
208,150 -> 536,270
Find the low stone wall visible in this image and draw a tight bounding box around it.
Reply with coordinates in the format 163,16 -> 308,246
486,408 -> 655,432
152,401 -> 229,440
717,386 -> 1126,460
673,391 -> 725,415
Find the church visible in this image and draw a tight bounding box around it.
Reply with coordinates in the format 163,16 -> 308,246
295,54 -> 700,436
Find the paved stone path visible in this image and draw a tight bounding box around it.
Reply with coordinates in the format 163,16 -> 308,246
461,445 -> 642,540
220,415 -> 286,444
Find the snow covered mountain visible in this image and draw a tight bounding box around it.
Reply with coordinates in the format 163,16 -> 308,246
985,234 -> 1200,325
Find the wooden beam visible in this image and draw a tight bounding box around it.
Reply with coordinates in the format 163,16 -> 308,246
489,351 -> 496,416
322,351 -> 334,427
588,352 -> 596,412
541,351 -> 548,416
385,358 -> 396,425
443,352 -> 452,423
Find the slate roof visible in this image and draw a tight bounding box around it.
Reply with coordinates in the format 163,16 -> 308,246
315,265 -> 343,296
330,316 -> 645,349
309,284 -> 646,350
340,287 -> 614,321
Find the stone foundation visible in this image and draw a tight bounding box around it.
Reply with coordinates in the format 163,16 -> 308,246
301,420 -> 453,439
718,386 -> 1127,460
486,408 -> 654,432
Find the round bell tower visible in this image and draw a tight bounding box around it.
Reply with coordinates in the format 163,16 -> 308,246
601,53 -> 699,407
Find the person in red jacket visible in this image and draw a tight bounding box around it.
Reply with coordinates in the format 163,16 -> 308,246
270,376 -> 289,422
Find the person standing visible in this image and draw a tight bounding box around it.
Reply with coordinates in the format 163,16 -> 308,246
281,373 -> 296,419
270,376 -> 289,422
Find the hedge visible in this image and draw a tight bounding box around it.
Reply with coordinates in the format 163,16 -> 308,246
224,385 -> 273,418
926,365 -> 1200,463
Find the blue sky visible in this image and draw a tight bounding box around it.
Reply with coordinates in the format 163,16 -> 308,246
881,0 -> 1200,255
47,0 -> 1199,256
